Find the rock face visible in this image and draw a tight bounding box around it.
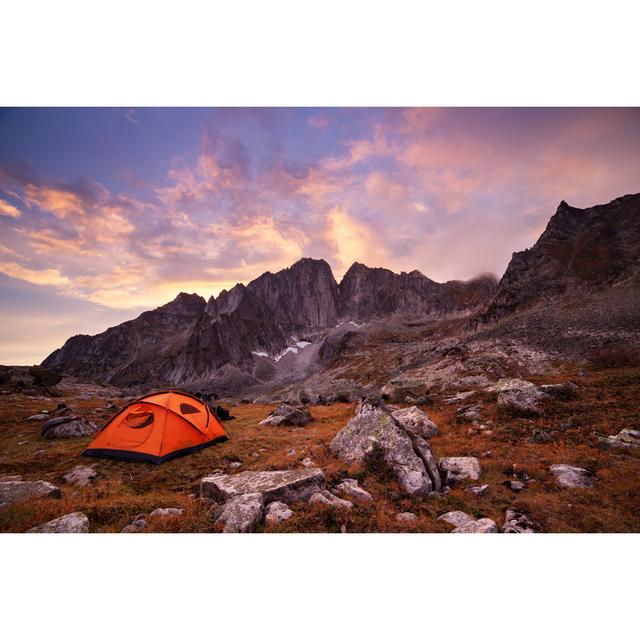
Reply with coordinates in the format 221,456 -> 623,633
480,194 -> 640,323
339,262 -> 497,321
439,457 -> 481,485
330,401 -> 441,496
41,416 -> 99,439
550,464 -> 596,488
63,465 -> 97,487
452,518 -> 498,533
201,469 -> 326,504
215,493 -> 264,533
259,403 -> 313,427
42,257 -> 496,388
392,406 -> 438,439
28,512 -> 89,533
0,480 -> 61,508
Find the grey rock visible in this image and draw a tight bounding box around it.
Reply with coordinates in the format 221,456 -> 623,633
259,403 -> 313,427
330,401 -> 440,496
496,379 -> 543,417
599,429 -> 640,451
63,465 -> 97,487
452,518 -> 498,533
533,429 -> 552,443
300,457 -> 317,468
550,464 -> 596,488
502,508 -> 536,533
456,404 -> 483,423
216,493 -> 264,533
503,480 -> 525,492
540,381 -> 579,400
201,469 -> 325,504
41,416 -> 99,439
0,480 -> 61,508
28,512 -> 89,533
149,508 -> 183,518
437,511 -> 475,527
439,457 -> 481,485
309,490 -> 353,509
265,501 -> 294,524
333,479 -> 374,506
26,413 -> 48,421
468,484 -> 489,496
392,406 -> 438,439
396,512 -> 418,525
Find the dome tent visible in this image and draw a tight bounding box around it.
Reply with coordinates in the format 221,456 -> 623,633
83,390 -> 228,464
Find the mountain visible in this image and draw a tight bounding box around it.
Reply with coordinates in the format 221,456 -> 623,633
339,262 -> 497,320
41,258 -> 495,388
480,193 -> 640,323
42,193 -> 640,392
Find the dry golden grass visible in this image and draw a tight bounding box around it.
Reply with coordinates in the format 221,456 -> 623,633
1,364 -> 639,533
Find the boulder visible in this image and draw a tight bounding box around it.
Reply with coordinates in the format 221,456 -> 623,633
41,416 -> 99,439
437,511 -> 475,528
502,508 -> 536,533
550,464 -> 596,488
0,480 -> 61,508
201,469 -> 325,504
216,493 -> 264,533
599,429 -> 640,451
259,403 -> 312,427
456,404 -> 482,424
439,457 -> 481,485
149,507 -> 183,518
330,401 -> 441,496
333,479 -> 373,506
396,512 -> 418,525
540,382 -> 579,400
26,413 -> 48,422
301,457 -> 317,468
63,465 -> 97,487
495,379 -> 543,417
452,518 -> 498,533
309,490 -> 353,509
265,501 -> 294,524
28,512 -> 89,533
502,480 -> 525,492
392,406 -> 438,439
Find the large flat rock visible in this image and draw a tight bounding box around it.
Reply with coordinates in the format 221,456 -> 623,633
201,469 -> 325,504
28,512 -> 89,533
0,480 -> 61,509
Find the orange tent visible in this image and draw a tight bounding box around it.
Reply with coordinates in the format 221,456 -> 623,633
83,390 -> 228,464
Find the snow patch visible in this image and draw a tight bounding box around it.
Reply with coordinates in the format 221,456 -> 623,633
274,346 -> 298,362
296,341 -> 312,349
251,351 -> 270,358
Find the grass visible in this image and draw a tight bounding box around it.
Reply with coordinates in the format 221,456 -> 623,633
1,363 -> 639,533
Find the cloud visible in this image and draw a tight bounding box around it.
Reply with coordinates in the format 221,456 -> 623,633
0,260 -> 71,286
0,198 -> 22,218
325,207 -> 390,279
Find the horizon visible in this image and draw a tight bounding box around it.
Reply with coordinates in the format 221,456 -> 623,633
2,107 -> 640,364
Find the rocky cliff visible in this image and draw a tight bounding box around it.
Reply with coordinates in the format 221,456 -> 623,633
480,193 -> 640,323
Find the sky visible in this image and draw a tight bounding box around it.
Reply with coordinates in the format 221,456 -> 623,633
1,107 -> 639,365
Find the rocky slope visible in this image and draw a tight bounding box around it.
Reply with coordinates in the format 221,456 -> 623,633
480,193 -> 640,323
42,193 -> 639,393
42,259 -> 495,388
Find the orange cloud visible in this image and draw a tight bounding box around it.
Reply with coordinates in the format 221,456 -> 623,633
0,260 -> 71,286
0,198 -> 22,218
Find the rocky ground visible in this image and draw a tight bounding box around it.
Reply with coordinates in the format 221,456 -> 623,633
1,358 -> 639,533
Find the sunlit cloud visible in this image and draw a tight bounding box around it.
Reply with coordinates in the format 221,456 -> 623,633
0,198 -> 22,218
0,260 -> 71,286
